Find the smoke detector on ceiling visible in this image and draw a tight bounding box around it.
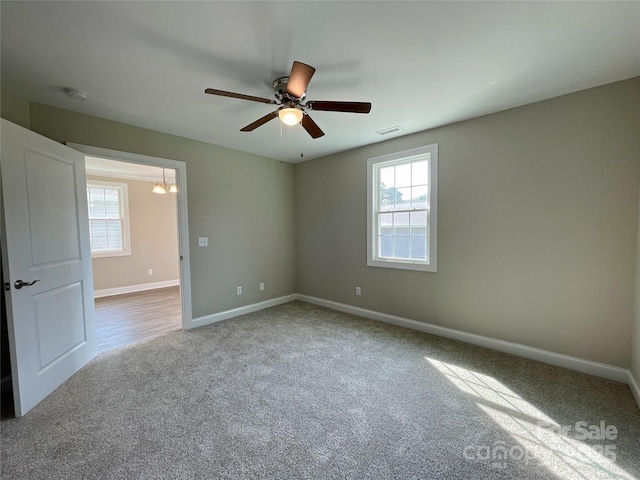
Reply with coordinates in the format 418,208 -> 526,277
63,87 -> 87,100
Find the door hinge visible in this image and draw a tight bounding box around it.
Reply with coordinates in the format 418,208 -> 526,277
4,282 -> 10,292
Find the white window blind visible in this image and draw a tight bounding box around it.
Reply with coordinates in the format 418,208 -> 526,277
86,181 -> 130,257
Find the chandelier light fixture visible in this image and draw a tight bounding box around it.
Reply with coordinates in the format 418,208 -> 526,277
152,168 -> 177,194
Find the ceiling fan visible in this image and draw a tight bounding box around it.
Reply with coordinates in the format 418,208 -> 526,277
205,61 -> 371,139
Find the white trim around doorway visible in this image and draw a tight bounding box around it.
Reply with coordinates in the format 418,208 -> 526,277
67,143 -> 193,329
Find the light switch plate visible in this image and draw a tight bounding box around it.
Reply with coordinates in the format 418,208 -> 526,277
198,237 -> 208,247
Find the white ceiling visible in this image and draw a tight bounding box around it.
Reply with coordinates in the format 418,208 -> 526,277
85,157 -> 175,183
2,1 -> 639,163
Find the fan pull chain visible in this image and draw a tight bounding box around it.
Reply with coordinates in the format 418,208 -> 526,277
299,123 -> 304,159
280,118 -> 284,163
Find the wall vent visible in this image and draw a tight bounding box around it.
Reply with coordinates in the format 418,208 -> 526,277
375,126 -> 403,136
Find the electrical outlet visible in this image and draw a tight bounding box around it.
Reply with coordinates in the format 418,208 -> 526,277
259,282 -> 265,291
237,286 -> 242,296
148,269 -> 153,275
198,237 -> 208,247
356,286 -> 361,296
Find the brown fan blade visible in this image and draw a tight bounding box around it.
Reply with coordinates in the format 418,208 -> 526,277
240,111 -> 278,132
306,101 -> 372,114
286,61 -> 316,98
301,113 -> 325,139
205,88 -> 277,105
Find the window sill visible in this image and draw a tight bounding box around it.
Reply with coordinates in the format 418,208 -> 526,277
91,251 -> 131,259
367,258 -> 437,272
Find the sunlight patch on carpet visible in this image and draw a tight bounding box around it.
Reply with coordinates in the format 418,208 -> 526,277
426,357 -> 633,480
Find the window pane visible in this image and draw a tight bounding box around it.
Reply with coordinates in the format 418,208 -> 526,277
412,160 -> 429,185
379,213 -> 393,236
104,189 -> 120,219
395,187 -> 411,210
88,187 -> 107,219
410,210 -> 427,225
410,236 -> 428,261
394,236 -> 410,258
393,212 -> 410,236
88,188 -> 105,203
107,239 -> 122,251
104,188 -> 118,201
380,186 -> 400,210
411,185 -> 429,209
87,187 -> 121,220
106,220 -> 122,250
379,235 -> 394,258
89,219 -> 123,252
395,163 -> 412,188
410,211 -> 427,236
380,212 -> 393,226
90,220 -> 108,251
90,202 -> 106,219
379,166 -> 394,189
91,220 -> 107,237
105,204 -> 119,218
106,206 -> 119,220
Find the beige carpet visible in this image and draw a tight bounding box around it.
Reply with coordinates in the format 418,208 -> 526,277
1,301 -> 638,479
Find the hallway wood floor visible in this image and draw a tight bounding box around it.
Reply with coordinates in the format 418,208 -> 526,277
95,286 -> 182,352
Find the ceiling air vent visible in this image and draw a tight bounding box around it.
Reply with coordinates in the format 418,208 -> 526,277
375,126 -> 402,136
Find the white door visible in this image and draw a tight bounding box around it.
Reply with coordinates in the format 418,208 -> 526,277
0,119 -> 96,417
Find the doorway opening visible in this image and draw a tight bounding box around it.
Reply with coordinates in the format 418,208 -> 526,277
69,144 -> 193,351
86,157 -> 181,351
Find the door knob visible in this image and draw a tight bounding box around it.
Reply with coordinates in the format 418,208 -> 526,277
14,279 -> 40,289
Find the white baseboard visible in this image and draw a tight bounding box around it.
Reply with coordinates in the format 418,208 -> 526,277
296,294 -> 631,385
181,292 -> 637,409
629,372 -> 640,409
189,294 -> 298,329
94,279 -> 180,298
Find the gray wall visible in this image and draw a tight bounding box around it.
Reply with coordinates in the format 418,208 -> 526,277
295,78 -> 640,368
0,90 -> 30,129
27,103 -> 296,318
3,81 -> 639,371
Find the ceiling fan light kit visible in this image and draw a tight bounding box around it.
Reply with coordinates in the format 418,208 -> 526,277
278,107 -> 304,126
205,61 -> 372,139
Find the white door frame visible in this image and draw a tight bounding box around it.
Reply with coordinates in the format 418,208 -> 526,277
67,144 -> 193,330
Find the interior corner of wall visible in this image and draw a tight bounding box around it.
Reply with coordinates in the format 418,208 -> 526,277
0,90 -> 31,130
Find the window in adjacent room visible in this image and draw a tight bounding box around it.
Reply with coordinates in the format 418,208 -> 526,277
86,181 -> 131,257
367,144 -> 438,272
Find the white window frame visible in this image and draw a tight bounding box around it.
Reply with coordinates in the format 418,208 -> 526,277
367,144 -> 438,272
86,180 -> 131,258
